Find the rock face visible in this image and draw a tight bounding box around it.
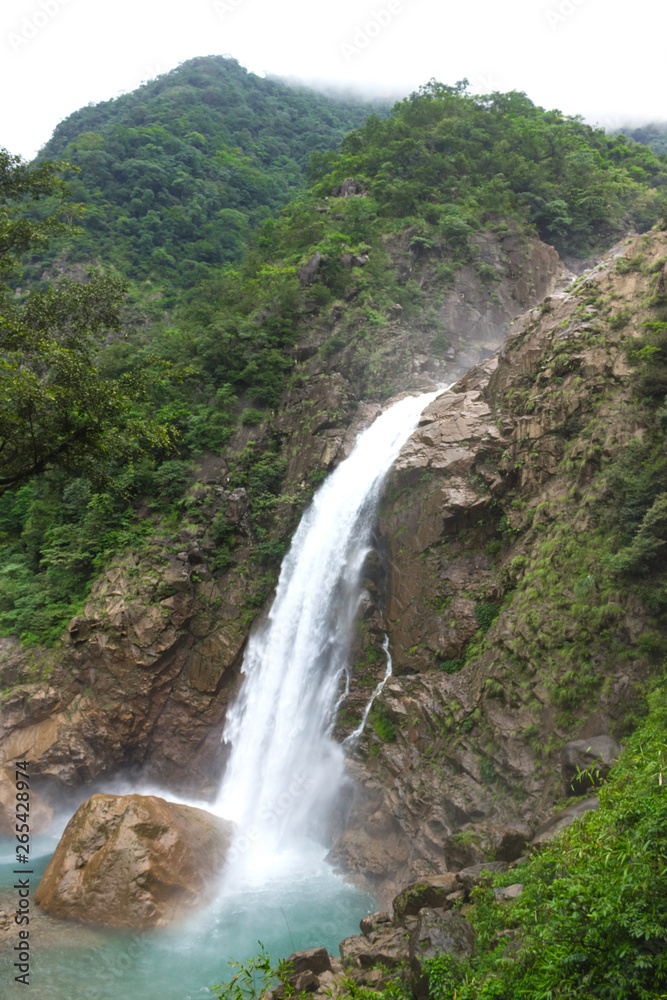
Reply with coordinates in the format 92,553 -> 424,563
35,793 -> 233,928
531,798 -> 599,848
0,223 -> 561,812
330,229 -> 667,902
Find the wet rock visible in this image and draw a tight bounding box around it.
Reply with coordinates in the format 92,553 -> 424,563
35,793 -> 233,928
561,736 -> 621,795
327,798 -> 411,902
409,908 -> 476,997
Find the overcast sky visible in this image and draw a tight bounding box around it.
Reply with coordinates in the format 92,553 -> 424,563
1,0 -> 665,160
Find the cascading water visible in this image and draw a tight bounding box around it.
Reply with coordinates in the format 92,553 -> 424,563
215,389 -> 440,871
343,634 -> 393,748
0,389 -> 443,1000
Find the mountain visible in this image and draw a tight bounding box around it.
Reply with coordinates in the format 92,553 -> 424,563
1,76 -> 667,997
33,55 -> 388,289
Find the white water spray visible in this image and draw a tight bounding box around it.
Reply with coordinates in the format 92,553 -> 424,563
215,390 -> 439,867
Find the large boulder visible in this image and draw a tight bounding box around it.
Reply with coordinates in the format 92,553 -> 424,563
35,793 -> 233,928
443,822 -> 530,869
561,737 -> 621,795
409,908 -> 476,997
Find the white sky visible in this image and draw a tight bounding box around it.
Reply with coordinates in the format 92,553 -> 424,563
1,0 -> 665,160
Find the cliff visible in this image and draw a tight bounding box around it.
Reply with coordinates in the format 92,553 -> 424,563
0,224 -> 560,802
329,227 -> 667,900
2,224 -> 666,908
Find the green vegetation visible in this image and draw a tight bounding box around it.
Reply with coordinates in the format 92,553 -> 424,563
211,945 -> 292,1000
4,70 -> 667,650
0,149 -> 182,491
617,120 -> 667,156
309,81 -> 667,257
369,701 -> 397,742
37,55 -> 387,290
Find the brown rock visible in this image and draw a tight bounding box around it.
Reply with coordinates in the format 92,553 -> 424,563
443,822 -> 530,869
35,793 -> 233,928
361,926 -> 410,968
455,862 -> 509,893
359,910 -> 393,938
288,947 -> 332,976
340,934 -> 373,968
340,926 -> 409,970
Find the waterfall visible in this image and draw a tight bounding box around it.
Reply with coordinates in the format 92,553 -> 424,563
215,389 -> 439,868
343,634 -> 393,748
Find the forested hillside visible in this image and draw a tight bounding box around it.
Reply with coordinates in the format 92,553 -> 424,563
618,120 -> 667,156
2,79 -> 667,647
3,64 -> 667,1000
29,55 -> 386,290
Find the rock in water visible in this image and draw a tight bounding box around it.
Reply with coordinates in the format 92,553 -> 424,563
35,793 -> 233,928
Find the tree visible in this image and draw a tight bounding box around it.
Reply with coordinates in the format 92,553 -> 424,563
0,149 -> 175,492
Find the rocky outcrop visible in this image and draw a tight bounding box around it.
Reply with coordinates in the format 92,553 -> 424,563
330,229 -> 667,901
531,798 -> 599,848
35,793 -> 233,928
